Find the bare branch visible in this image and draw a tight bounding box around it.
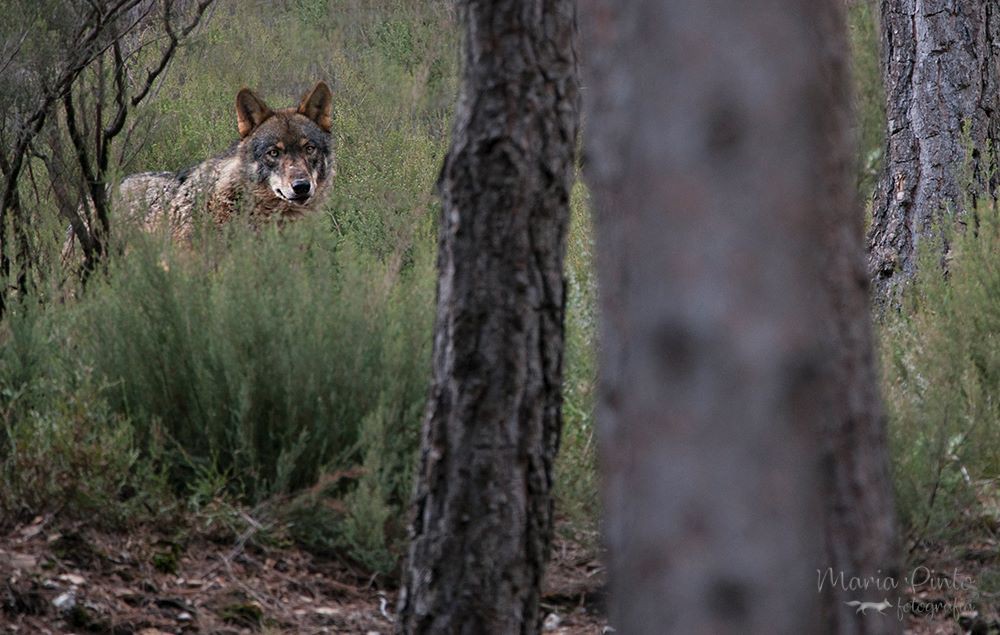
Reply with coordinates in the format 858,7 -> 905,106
103,40 -> 129,150
0,26 -> 32,77
130,0 -> 216,107
63,89 -> 97,190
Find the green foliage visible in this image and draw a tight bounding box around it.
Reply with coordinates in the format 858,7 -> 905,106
81,221 -> 432,498
0,305 -> 168,527
880,200 -> 1000,545
0,218 -> 435,559
847,0 -> 886,199
555,182 -> 599,530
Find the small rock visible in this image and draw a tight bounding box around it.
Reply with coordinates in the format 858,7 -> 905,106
543,612 -> 561,631
315,607 -> 341,616
178,611 -> 193,621
53,590 -> 76,611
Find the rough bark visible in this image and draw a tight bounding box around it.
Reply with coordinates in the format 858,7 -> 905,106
868,0 -> 1000,306
816,2 -> 903,633
580,0 -> 897,632
396,1 -> 579,633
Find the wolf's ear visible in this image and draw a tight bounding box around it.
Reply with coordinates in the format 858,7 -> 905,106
297,81 -> 332,132
236,88 -> 273,138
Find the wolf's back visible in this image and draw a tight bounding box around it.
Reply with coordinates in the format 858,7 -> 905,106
60,171 -> 187,269
118,171 -> 184,225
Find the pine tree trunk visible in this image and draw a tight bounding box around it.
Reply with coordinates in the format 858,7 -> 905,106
816,2 -> 903,633
868,0 -> 1000,306
396,1 -> 579,633
580,0 -> 899,632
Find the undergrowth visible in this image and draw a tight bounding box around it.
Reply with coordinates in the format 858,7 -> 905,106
881,199 -> 1000,548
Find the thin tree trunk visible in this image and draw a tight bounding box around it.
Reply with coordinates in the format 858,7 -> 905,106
396,1 -> 579,633
579,0 -> 893,632
868,0 -> 1000,306
816,2 -> 902,633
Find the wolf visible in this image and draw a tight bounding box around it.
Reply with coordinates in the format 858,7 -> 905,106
64,81 -> 334,260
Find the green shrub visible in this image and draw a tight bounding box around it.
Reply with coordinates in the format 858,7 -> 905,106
0,217 -> 435,562
554,181 -> 599,530
0,305 -> 167,527
94,219 -> 430,494
880,200 -> 1000,545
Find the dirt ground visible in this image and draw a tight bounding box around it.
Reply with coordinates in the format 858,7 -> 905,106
1,515 -> 994,634
0,517 -> 606,634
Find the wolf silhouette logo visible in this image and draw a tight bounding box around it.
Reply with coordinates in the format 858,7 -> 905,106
844,598 -> 893,615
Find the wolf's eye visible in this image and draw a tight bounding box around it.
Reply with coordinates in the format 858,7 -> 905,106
305,145 -> 316,155
267,148 -> 280,159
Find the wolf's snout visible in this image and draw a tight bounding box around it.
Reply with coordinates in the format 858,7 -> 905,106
291,179 -> 312,196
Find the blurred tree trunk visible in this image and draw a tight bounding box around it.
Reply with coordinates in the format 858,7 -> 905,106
396,1 -> 579,633
868,0 -> 1000,306
580,0 -> 899,632
816,2 -> 902,633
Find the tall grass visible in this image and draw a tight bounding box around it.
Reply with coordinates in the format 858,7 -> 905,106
880,200 -> 1000,546
554,182 -> 599,532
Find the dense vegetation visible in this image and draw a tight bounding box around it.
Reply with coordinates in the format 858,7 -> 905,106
0,0 -> 996,583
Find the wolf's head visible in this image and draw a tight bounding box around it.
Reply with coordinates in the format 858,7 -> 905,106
235,82 -> 334,214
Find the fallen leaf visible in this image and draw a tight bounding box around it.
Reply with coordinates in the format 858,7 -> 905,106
58,573 -> 86,586
4,551 -> 38,571
112,587 -> 139,598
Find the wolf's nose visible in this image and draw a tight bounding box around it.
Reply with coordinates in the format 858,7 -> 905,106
291,180 -> 311,196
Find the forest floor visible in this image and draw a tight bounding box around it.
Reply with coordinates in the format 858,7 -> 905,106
899,534 -> 1000,635
1,514 -> 994,634
0,516 -> 606,634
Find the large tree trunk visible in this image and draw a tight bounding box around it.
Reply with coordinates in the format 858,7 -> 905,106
868,0 -> 1000,306
396,1 -> 579,633
816,2 -> 902,633
580,0 -> 899,632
